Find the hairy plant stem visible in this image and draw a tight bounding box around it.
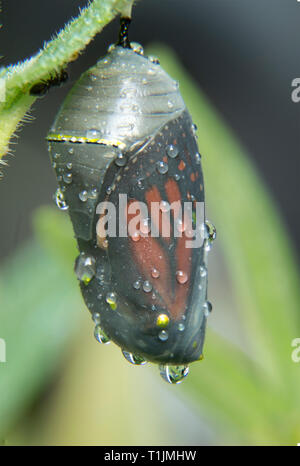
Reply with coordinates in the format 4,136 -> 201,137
0,0 -> 135,162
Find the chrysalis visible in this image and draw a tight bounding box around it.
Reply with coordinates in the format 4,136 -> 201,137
47,27 -> 215,384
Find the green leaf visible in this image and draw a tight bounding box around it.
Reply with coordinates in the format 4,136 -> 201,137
32,205 -> 77,271
0,240 -> 82,438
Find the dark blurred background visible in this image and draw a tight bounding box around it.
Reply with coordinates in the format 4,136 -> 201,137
0,0 -> 299,262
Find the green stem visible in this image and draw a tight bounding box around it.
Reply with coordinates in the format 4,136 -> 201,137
0,0 -> 134,160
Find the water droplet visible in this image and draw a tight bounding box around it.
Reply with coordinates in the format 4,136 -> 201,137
53,153 -> 60,160
160,200 -> 170,213
159,365 -> 189,384
97,273 -> 105,284
94,325 -> 110,344
151,268 -> 160,279
137,179 -> 144,189
167,100 -> 174,109
166,144 -> 179,158
205,220 -> 217,243
90,73 -> 97,81
156,161 -> 168,175
106,292 -> 117,306
79,190 -> 88,202
131,231 -> 140,242
52,162 -> 57,169
174,173 -> 180,181
66,162 -> 73,170
203,301 -> 213,317
200,266 -> 207,278
122,350 -> 147,365
140,218 -> 151,235
176,270 -> 188,284
191,124 -> 198,139
176,219 -> 186,233
63,172 -> 72,184
130,42 -> 144,55
178,323 -> 185,332
147,68 -> 157,76
158,330 -> 168,342
90,188 -> 98,199
107,43 -> 116,53
204,221 -> 216,252
54,188 -> 68,211
92,312 -> 101,325
86,85 -> 93,92
115,153 -> 126,167
148,55 -> 160,64
86,129 -> 101,139
68,147 -> 74,155
143,280 -> 152,293
195,152 -> 201,164
74,253 -> 96,284
133,280 -> 141,290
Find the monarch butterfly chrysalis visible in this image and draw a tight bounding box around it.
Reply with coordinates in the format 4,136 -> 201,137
47,21 -> 216,384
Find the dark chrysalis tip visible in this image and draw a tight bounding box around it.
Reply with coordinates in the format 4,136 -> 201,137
47,43 -> 216,385
30,69 -> 68,96
117,17 -> 131,48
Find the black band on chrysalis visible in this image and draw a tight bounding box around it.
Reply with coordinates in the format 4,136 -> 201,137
117,17 -> 131,48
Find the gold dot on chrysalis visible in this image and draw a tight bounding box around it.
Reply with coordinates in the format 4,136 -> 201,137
156,314 -> 169,328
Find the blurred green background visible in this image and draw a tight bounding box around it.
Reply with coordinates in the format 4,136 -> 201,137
0,1 -> 300,445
